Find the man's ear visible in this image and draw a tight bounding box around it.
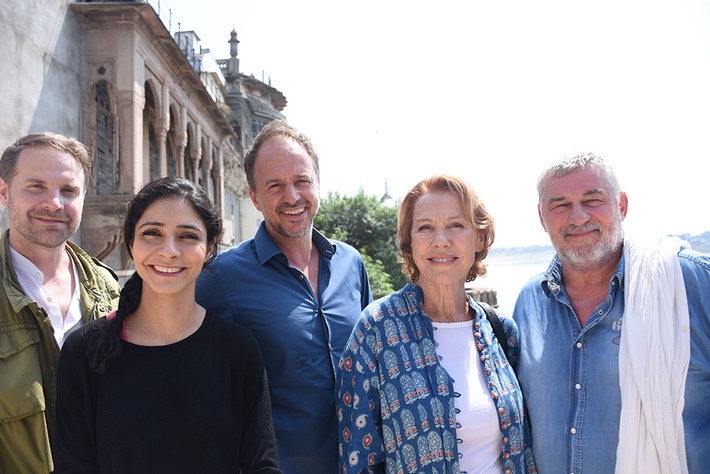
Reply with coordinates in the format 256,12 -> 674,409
537,204 -> 547,232
205,237 -> 217,263
619,192 -> 628,220
249,188 -> 261,212
0,178 -> 10,209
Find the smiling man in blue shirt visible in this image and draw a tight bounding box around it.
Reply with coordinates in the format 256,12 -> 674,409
196,120 -> 371,474
513,152 -> 710,473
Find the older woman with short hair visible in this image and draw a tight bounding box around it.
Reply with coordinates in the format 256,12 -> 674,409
336,174 -> 536,474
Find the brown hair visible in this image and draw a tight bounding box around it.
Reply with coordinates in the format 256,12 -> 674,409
243,119 -> 319,190
0,132 -> 93,188
397,174 -> 495,283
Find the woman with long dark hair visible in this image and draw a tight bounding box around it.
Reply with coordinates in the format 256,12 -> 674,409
53,177 -> 281,473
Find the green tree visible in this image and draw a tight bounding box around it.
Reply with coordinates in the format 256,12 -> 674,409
358,252 -> 394,300
315,190 -> 407,298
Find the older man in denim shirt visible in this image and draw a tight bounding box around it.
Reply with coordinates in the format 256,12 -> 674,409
513,152 -> 710,473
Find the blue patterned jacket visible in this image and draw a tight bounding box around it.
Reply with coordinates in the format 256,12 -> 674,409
336,283 -> 536,473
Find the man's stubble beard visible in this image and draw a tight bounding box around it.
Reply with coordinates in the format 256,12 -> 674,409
555,213 -> 624,272
9,204 -> 79,249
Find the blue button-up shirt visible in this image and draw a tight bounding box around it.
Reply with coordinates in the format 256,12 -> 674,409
196,223 -> 372,474
513,249 -> 710,474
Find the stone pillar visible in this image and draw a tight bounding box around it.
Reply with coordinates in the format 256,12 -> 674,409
158,83 -> 170,177
178,106 -> 188,177
157,124 -> 168,178
203,135 -> 213,196
215,141 -> 225,210
176,142 -> 186,177
115,87 -> 144,193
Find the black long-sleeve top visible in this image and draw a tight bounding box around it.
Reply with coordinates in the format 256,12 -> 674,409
53,312 -> 282,474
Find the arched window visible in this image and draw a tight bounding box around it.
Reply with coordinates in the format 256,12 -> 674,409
166,133 -> 176,176
185,125 -> 195,182
167,108 -> 177,176
144,83 -> 159,181
148,125 -> 159,181
95,81 -> 115,194
197,137 -> 207,187
211,147 -> 219,205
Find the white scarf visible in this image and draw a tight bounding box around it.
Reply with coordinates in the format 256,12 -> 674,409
616,235 -> 690,474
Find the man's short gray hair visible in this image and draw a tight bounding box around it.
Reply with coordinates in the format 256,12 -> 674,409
537,152 -> 621,201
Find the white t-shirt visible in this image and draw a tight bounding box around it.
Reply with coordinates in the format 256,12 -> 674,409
10,247 -> 82,347
432,319 -> 504,474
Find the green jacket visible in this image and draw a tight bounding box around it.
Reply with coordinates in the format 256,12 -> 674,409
0,231 -> 120,474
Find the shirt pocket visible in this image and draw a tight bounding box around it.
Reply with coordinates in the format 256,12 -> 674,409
0,327 -> 47,422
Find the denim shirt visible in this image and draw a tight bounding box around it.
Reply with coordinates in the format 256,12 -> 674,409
513,249 -> 710,474
337,283 -> 536,474
195,223 -> 372,474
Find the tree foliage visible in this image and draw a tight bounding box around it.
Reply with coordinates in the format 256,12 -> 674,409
315,190 -> 407,298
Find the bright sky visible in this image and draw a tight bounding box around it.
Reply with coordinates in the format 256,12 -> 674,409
163,0 -> 710,248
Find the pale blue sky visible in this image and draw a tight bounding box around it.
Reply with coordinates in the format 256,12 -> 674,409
163,0 -> 710,247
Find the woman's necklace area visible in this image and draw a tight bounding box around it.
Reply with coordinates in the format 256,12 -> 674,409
425,302 -> 472,323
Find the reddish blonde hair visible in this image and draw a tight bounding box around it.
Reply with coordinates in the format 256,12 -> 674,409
397,174 -> 495,283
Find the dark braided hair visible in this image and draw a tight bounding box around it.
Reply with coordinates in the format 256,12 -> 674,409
87,273 -> 142,373
86,177 -> 223,373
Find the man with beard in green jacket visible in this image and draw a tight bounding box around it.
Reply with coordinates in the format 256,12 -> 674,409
0,133 -> 120,473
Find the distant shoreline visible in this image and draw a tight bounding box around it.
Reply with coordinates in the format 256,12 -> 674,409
491,231 -> 710,255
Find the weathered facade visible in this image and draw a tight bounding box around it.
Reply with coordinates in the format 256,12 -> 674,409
0,0 -> 286,271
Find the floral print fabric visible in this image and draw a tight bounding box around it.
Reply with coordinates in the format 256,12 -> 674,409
336,283 -> 536,474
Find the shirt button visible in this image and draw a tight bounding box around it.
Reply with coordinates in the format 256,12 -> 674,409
48,297 -> 53,302
298,275 -> 304,280
570,428 -> 577,434
598,309 -> 604,315
576,342 -> 583,349
575,383 -> 581,390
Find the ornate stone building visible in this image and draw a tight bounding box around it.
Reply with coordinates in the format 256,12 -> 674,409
0,0 -> 286,271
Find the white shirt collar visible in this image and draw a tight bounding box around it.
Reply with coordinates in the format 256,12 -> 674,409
9,246 -> 82,347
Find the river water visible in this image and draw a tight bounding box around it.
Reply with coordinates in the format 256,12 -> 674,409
468,248 -> 555,316
473,245 -> 710,315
